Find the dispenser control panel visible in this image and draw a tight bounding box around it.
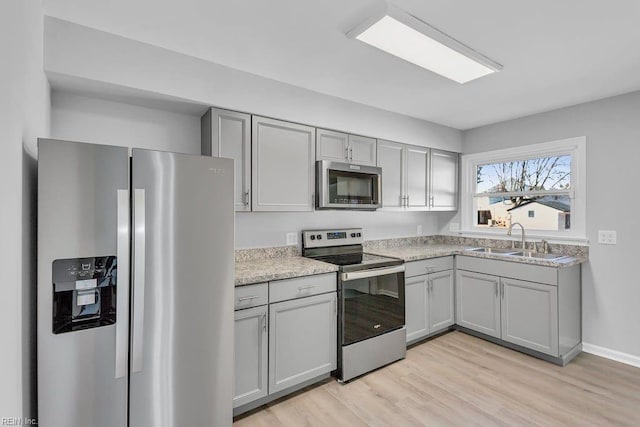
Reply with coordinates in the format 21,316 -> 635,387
52,256 -> 117,334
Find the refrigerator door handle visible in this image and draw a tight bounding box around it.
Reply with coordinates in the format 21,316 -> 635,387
131,188 -> 146,373
115,190 -> 130,379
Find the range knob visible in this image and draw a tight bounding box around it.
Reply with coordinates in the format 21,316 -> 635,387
351,233 -> 356,238
310,235 -> 315,240
356,232 -> 361,237
317,234 -> 322,240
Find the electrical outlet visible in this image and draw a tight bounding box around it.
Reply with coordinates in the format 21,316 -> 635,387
449,222 -> 460,232
286,232 -> 298,245
598,230 -> 617,245
417,225 -> 423,235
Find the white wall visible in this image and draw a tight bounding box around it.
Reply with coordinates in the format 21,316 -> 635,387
461,90 -> 640,360
43,17 -> 461,152
0,0 -> 50,420
51,92 -> 201,154
51,92 -> 444,248
45,18 -> 462,249
236,211 -> 439,249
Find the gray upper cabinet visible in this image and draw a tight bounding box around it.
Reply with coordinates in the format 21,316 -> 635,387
456,270 -> 501,338
252,116 -> 315,211
201,108 -> 251,211
430,149 -> 459,211
316,128 -> 376,166
377,140 -> 430,210
348,134 -> 377,166
500,278 -> 559,356
233,305 -> 268,408
377,140 -> 404,209
405,145 -> 429,210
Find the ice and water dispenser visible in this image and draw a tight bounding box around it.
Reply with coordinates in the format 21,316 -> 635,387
52,256 -> 117,334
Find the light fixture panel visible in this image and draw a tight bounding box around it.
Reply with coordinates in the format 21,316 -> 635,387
348,4 -> 502,84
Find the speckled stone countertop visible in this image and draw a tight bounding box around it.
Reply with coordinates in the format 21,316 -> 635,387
235,246 -> 337,286
366,243 -> 588,268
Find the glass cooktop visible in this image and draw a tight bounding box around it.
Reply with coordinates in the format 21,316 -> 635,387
311,252 -> 403,271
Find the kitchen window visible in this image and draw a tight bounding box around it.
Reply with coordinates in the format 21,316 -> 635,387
460,137 -> 586,240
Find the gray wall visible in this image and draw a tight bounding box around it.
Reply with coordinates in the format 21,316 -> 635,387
0,0 -> 50,420
461,90 -> 640,359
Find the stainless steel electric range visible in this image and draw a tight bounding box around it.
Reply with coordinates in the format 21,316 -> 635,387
302,228 -> 406,382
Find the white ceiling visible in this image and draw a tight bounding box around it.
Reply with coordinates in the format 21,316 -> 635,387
43,0 -> 640,130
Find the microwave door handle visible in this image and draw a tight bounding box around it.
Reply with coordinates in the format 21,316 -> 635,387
341,265 -> 405,282
131,188 -> 146,373
115,190 -> 130,379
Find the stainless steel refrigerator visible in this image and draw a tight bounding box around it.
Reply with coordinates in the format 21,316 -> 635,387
37,139 -> 234,427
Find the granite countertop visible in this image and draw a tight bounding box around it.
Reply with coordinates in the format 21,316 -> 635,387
235,256 -> 338,286
367,244 -> 588,268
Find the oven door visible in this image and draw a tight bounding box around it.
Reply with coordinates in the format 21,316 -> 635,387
316,161 -> 382,210
340,265 -> 405,346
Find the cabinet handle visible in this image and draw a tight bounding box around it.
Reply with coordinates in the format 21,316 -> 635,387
333,297 -> 337,314
262,313 -> 267,332
406,195 -> 410,206
345,146 -> 349,161
244,190 -> 250,206
238,295 -> 259,302
298,285 -> 315,292
430,196 -> 434,208
349,147 -> 353,161
495,282 -> 498,297
500,282 -> 504,299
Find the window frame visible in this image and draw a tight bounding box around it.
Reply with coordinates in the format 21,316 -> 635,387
460,136 -> 586,241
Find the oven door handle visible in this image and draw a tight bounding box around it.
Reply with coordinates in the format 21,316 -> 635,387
341,265 -> 405,282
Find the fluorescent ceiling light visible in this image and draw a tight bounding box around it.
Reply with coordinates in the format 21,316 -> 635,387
347,4 -> 502,84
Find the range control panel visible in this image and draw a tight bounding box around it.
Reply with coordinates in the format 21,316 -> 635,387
302,228 -> 363,249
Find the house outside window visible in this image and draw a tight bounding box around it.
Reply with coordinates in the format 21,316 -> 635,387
460,137 -> 586,241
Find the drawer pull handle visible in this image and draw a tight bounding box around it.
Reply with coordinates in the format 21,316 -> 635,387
238,295 -> 260,302
298,285 -> 316,292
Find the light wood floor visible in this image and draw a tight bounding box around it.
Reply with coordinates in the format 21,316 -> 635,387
234,331 -> 640,426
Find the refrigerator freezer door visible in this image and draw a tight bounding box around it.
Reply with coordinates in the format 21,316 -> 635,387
129,150 -> 235,426
37,139 -> 129,427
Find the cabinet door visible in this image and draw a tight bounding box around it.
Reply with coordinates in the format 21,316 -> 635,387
316,128 -> 348,163
269,293 -> 337,394
405,145 -> 429,210
456,270 -> 501,338
252,116 -> 315,211
202,108 -> 251,211
377,140 -> 404,209
430,149 -> 458,211
428,270 -> 455,332
405,275 -> 429,344
234,306 -> 268,408
501,278 -> 559,356
348,134 -> 377,166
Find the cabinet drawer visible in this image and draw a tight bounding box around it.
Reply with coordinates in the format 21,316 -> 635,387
269,273 -> 336,303
405,256 -> 454,278
235,283 -> 268,310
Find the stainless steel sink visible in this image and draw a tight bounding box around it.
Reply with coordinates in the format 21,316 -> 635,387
467,247 -> 518,255
509,251 -> 567,260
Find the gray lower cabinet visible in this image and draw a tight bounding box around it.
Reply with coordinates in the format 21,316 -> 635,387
456,256 -> 580,362
201,108 -> 252,211
405,257 -> 455,344
233,305 -> 268,408
269,292 -> 337,393
251,116 -> 315,211
455,270 -> 501,338
500,278 -> 558,356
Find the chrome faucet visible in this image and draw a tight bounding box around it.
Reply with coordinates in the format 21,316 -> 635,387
507,222 -> 526,250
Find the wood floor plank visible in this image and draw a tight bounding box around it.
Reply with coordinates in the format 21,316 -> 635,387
234,331 -> 640,426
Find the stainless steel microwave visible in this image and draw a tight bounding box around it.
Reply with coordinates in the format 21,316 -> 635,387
316,160 -> 382,210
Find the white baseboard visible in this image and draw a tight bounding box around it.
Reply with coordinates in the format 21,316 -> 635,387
582,342 -> 640,368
